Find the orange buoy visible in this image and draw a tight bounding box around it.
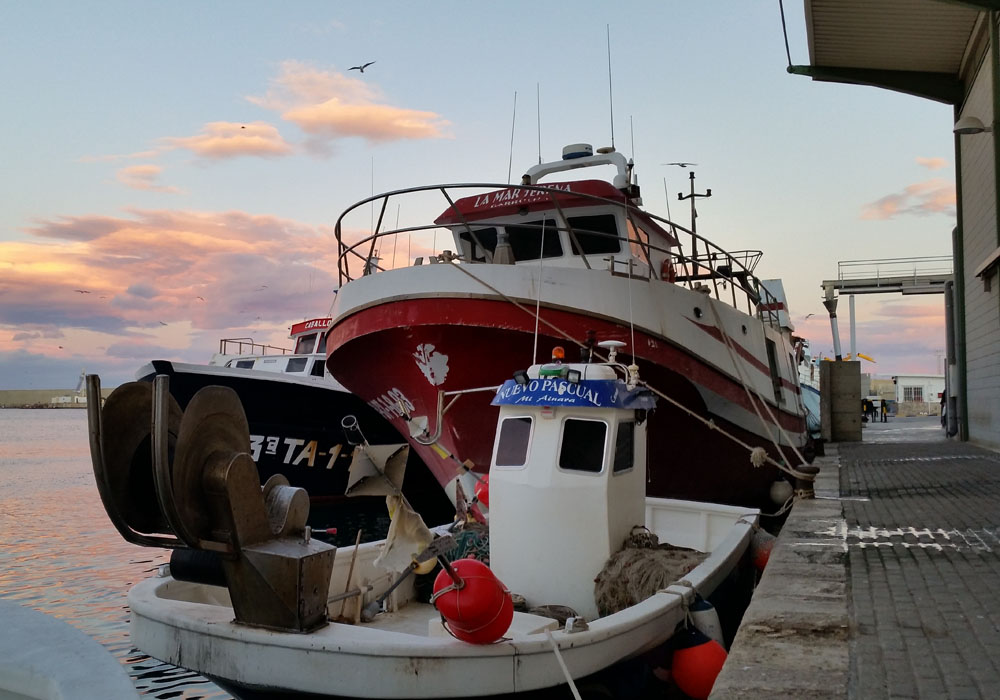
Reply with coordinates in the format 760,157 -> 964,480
431,558 -> 512,644
474,475 -> 490,509
750,527 -> 776,572
671,626 -> 727,699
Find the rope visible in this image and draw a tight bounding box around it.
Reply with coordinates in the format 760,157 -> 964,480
705,297 -> 811,480
545,630 -> 583,700
444,260 -> 813,483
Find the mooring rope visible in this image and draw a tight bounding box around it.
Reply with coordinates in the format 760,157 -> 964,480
444,260 -> 813,483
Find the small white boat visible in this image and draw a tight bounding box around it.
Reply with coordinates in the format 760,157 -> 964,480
91,352 -> 757,698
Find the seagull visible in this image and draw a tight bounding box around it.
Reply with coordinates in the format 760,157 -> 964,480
803,313 -> 815,319
662,162 -> 697,168
73,289 -> 91,294
349,61 -> 376,73
158,321 -> 168,326
196,296 -> 205,301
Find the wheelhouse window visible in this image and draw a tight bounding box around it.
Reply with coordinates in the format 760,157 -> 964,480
559,418 -> 607,473
310,359 -> 325,377
459,227 -> 498,262
286,357 -> 308,373
613,421 -> 635,473
504,218 -> 562,260
235,359 -> 254,369
765,339 -> 785,404
495,416 -> 532,467
294,333 -> 316,354
316,332 -> 328,355
567,214 -> 622,255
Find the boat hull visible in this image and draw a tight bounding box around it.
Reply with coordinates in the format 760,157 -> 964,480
327,288 -> 807,510
136,360 -> 453,522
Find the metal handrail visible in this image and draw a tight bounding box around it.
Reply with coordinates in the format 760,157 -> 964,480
332,182 -> 784,328
218,338 -> 290,356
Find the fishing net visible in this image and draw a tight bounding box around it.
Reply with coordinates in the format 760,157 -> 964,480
594,526 -> 708,617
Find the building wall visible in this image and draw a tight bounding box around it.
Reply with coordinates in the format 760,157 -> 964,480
959,52 -> 1000,449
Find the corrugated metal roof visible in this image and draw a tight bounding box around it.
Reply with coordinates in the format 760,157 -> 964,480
806,0 -> 980,72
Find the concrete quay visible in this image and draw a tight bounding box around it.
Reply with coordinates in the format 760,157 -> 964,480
711,417 -> 1000,699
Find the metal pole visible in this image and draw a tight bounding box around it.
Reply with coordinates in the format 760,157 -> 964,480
849,294 -> 857,358
823,296 -> 843,361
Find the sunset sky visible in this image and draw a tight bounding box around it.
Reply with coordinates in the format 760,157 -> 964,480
1,2 -> 957,390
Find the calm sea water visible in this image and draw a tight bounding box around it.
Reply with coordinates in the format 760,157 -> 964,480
0,408 -> 231,698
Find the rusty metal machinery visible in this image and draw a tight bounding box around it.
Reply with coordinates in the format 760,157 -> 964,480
86,374 -> 335,633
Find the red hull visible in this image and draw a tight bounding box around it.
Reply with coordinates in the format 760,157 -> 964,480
327,298 -> 806,509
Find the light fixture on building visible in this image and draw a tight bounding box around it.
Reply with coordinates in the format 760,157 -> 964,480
953,115 -> 992,135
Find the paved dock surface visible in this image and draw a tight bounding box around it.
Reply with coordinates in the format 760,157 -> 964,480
712,417 -> 1000,699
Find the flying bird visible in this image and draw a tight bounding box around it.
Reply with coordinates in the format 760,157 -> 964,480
662,162 -> 697,168
73,289 -> 91,294
158,321 -> 168,326
196,296 -> 205,301
349,61 -> 376,73
803,313 -> 815,319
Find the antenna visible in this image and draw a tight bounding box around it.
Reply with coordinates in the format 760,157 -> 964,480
507,91 -> 517,184
606,24 -> 615,150
629,115 -> 635,161
536,83 -> 542,165
391,203 -> 400,269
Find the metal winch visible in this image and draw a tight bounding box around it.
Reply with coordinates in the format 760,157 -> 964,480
86,375 -> 335,632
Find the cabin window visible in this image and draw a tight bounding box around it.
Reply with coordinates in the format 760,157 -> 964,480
459,227 -> 498,262
295,333 -> 317,355
765,338 -> 784,404
317,332 -> 327,355
559,418 -> 607,473
286,357 -> 308,373
567,214 -> 621,255
613,421 -> 635,473
504,218 -> 562,260
235,360 -> 255,369
310,359 -> 325,377
496,416 -> 532,467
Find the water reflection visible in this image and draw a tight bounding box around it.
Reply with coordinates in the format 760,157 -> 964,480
0,409 -> 231,698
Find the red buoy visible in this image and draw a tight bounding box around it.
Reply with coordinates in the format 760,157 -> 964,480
750,527 -> 776,572
671,626 -> 727,699
474,475 -> 490,509
432,558 -> 512,644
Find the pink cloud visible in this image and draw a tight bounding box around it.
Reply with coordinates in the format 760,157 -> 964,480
249,60 -> 450,147
0,209 -> 342,353
116,164 -> 180,193
167,121 -> 293,159
916,157 -> 948,170
861,178 -> 956,220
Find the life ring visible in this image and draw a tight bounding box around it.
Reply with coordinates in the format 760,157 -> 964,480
660,259 -> 677,283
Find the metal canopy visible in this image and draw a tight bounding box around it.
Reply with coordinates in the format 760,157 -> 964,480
791,0 -> 987,104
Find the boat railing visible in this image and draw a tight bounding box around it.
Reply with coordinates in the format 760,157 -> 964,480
218,338 -> 291,356
333,183 -> 784,329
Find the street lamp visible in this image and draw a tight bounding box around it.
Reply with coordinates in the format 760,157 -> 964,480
953,115 -> 992,135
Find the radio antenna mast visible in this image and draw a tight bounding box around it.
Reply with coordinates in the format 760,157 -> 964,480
606,25 -> 615,150
507,90 -> 517,184
536,83 -> 542,165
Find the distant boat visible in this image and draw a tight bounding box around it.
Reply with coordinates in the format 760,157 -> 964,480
135,318 -> 452,520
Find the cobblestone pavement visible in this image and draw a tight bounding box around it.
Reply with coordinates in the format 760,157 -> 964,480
840,418 -> 1000,699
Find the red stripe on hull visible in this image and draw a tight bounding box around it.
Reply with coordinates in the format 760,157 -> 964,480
328,298 -> 806,508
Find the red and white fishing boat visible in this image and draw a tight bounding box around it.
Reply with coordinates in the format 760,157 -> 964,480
325,144 -> 811,510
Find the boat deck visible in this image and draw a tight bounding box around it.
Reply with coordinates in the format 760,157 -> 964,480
712,417 -> 1000,699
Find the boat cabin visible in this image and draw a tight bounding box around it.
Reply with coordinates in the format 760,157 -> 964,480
213,318 -> 331,378
435,145 -> 678,278
487,358 -> 657,620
